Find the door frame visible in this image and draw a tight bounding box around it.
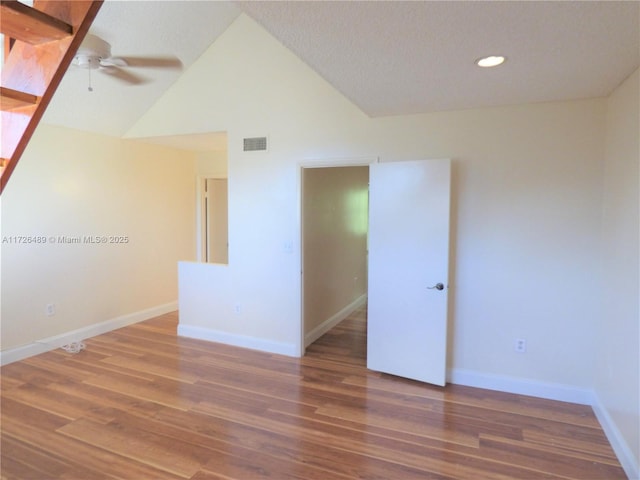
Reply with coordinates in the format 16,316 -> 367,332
296,156 -> 378,356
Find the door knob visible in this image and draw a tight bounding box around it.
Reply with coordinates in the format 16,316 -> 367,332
427,283 -> 444,291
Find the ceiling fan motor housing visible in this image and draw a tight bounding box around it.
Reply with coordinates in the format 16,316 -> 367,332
70,33 -> 180,85
73,55 -> 102,69
73,34 -> 111,69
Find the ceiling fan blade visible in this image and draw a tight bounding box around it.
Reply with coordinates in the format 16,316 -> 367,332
110,56 -> 183,69
100,66 -> 149,85
100,57 -> 128,68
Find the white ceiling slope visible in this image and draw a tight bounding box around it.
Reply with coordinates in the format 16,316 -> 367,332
42,0 -> 242,137
42,1 -> 639,144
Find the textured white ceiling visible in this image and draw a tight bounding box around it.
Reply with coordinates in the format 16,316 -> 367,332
240,0 -> 640,116
41,0 -> 639,150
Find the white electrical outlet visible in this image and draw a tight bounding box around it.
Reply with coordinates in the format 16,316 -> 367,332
234,304 -> 241,314
515,338 -> 526,353
46,303 -> 56,316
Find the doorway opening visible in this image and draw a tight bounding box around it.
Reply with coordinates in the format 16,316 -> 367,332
195,132 -> 229,264
201,178 -> 228,264
300,158 -> 452,387
301,165 -> 370,350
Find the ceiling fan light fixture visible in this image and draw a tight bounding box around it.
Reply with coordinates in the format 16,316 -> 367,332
475,55 -> 506,68
73,54 -> 101,69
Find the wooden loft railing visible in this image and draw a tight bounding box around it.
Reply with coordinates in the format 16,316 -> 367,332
0,0 -> 103,194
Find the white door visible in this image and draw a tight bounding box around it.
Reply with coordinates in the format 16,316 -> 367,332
367,159 -> 451,386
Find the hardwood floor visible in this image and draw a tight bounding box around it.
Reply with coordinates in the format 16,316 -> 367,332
1,307 -> 625,479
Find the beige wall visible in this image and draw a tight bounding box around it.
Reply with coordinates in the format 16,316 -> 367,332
206,178 -> 229,264
197,149 -> 227,178
196,149 -> 228,263
1,124 -> 197,350
596,68 -> 639,472
303,166 -> 368,338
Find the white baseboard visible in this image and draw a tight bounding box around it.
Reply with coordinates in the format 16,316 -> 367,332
178,324 -> 298,357
591,392 -> 640,480
448,368 -> 638,479
447,368 -> 595,405
305,294 -> 367,347
0,302 -> 178,366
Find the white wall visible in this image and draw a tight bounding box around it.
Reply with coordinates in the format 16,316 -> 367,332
130,14 -> 371,354
595,68 -> 639,477
130,14 -> 606,390
128,18 -> 639,470
370,105 -> 606,389
1,124 -> 196,352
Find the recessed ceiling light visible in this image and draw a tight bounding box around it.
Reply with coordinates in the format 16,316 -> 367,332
476,55 -> 506,68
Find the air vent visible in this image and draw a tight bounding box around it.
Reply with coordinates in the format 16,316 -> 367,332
243,136 -> 267,152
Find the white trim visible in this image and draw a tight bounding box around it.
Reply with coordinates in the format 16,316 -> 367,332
178,324 -> 298,357
447,368 -> 640,479
447,368 -> 595,405
298,155 -> 377,169
0,302 -> 178,366
305,294 -> 367,347
591,392 -> 640,480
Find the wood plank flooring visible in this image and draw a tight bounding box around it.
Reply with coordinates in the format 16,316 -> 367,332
1,306 -> 625,479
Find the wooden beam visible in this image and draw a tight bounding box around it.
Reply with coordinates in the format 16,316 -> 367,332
0,86 -> 40,111
0,0 -> 104,195
0,0 -> 73,44
3,31 -> 13,59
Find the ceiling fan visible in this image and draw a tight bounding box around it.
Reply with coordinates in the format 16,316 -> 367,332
71,34 -> 183,89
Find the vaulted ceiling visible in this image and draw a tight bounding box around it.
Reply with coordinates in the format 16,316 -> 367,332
42,0 -> 639,148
